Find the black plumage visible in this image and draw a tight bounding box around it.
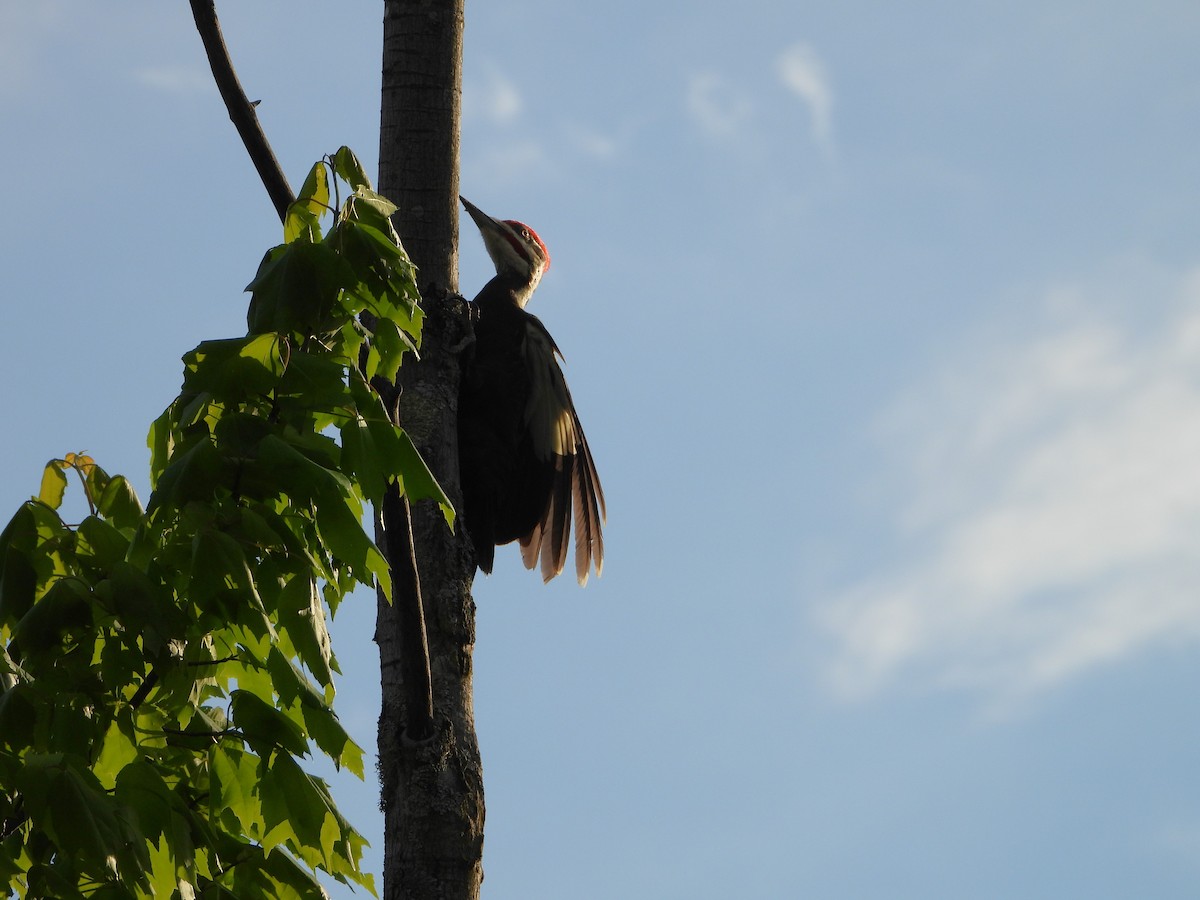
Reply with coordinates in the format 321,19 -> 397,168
457,198 -> 605,585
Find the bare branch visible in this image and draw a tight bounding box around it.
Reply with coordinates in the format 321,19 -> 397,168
188,0 -> 295,223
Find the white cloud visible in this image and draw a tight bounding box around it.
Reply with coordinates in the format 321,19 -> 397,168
463,66 -> 523,126
565,125 -> 621,161
462,138 -> 550,187
776,42 -> 834,155
687,45 -> 833,157
135,66 -> 212,94
819,263 -> 1200,708
686,72 -> 753,140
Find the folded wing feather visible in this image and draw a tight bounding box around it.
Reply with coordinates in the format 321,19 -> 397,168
518,318 -> 606,584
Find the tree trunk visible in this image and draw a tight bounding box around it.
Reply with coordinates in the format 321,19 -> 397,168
374,2 -> 483,899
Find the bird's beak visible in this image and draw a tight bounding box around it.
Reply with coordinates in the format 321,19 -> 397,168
460,196 -> 501,236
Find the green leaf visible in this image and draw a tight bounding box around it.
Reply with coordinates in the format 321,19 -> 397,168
245,242 -> 355,336
370,317 -> 418,383
275,351 -> 353,412
299,159 -> 330,209
352,187 -> 399,223
255,844 -> 328,898
229,690 -> 308,758
260,753 -> 342,867
334,220 -> 409,291
182,334 -> 286,402
263,647 -> 360,776
285,161 -> 330,243
188,526 -> 247,600
313,494 -> 388,594
96,475 -> 144,530
393,429 -> 454,527
75,516 -> 130,571
147,834 -> 182,900
339,416 -> 385,506
254,433 -> 347,505
189,527 -> 273,642
208,744 -> 262,835
101,561 -> 185,662
20,755 -> 150,888
331,147 -> 371,191
113,762 -> 173,840
147,404 -> 178,486
93,715 -> 139,789
146,438 -> 227,515
11,578 -> 93,661
0,537 -> 38,627
114,760 -> 196,872
0,681 -> 37,750
263,646 -> 307,710
83,462 -> 113,509
301,702 -> 363,779
37,463 -> 69,510
340,377 -> 450,523
24,862 -> 91,900
276,575 -> 333,688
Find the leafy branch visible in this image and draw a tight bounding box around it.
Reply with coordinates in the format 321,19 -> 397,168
0,150 -> 450,899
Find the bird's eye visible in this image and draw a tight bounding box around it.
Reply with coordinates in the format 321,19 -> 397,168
521,229 -> 530,240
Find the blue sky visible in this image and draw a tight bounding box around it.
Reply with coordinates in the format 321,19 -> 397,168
4,2 -> 1200,897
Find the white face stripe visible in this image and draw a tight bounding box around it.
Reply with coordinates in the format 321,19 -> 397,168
481,220 -> 549,289
502,220 -> 550,269
501,228 -> 537,267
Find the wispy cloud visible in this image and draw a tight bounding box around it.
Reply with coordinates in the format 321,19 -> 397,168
776,42 -> 834,155
687,42 -> 834,159
462,139 -> 551,188
135,66 -> 212,94
565,124 -> 622,161
686,72 -> 754,140
461,66 -> 544,183
464,65 -> 633,177
818,262 -> 1200,709
463,66 -> 523,126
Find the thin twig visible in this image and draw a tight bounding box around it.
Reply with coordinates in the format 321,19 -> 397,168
381,482 -> 435,740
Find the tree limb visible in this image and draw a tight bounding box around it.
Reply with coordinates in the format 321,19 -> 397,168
188,0 -> 295,222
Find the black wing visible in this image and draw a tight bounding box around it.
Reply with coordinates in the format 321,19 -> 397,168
518,317 -> 606,585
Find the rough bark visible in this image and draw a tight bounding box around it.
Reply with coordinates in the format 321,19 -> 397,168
375,2 -> 483,898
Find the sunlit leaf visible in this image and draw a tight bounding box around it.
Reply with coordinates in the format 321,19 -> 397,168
93,716 -> 138,789
37,463 -> 68,510
209,744 -> 262,835
286,161 -> 331,243
276,574 -> 333,688
331,146 -> 371,191
182,334 -> 285,401
95,475 -> 143,529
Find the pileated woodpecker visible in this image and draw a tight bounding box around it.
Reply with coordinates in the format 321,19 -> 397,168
457,197 -> 605,585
